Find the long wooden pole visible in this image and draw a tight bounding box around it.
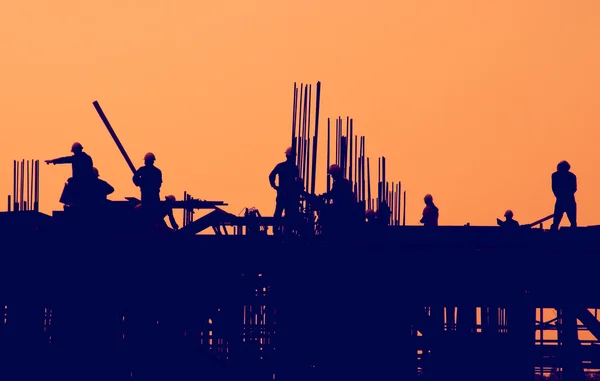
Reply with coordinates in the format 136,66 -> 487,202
93,101 -> 137,174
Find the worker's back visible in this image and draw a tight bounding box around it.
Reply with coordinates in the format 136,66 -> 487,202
134,165 -> 162,202
271,160 -> 299,199
331,178 -> 354,207
74,152 -> 94,178
552,170 -> 577,201
422,204 -> 439,227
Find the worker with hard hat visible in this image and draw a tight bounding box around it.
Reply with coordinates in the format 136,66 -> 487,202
45,142 -> 94,179
551,160 -> 577,230
497,210 -> 519,228
132,152 -> 162,204
420,194 -> 439,227
321,164 -> 354,207
269,147 -> 301,234
45,142 -> 95,206
159,195 -> 179,231
90,167 -> 115,204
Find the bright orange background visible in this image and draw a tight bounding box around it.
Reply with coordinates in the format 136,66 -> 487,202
2,0 -> 600,227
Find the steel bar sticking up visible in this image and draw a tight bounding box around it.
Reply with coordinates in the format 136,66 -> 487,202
287,81 -> 407,226
9,159 -> 40,212
289,82 -> 322,197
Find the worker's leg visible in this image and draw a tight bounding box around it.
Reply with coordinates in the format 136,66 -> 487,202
551,201 -> 564,231
566,202 -> 577,228
273,202 -> 284,235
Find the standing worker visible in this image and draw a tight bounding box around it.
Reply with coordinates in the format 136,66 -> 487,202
45,142 -> 95,206
269,147 -> 300,234
551,160 -> 577,230
420,194 -> 439,227
132,152 -> 162,204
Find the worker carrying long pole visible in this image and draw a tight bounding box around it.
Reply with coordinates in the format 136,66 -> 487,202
132,152 -> 163,205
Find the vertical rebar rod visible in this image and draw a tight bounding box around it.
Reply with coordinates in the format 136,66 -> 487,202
290,83 -> 298,157
310,82 -> 321,195
403,191 -> 407,226
20,160 -> 24,212
367,157 -> 371,211
13,160 -> 17,212
349,119 -> 353,185
326,118 -> 331,193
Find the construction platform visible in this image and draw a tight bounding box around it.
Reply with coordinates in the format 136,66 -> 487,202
1,211 -> 599,381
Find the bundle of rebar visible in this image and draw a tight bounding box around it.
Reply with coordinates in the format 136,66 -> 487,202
8,159 -> 40,212
288,81 -> 407,226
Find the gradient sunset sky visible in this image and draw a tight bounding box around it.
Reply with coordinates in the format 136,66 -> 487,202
2,0 -> 599,226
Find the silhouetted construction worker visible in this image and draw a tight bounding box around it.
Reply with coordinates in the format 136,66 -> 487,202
551,160 -> 577,231
91,167 -> 115,203
133,152 -> 162,204
420,194 -> 439,227
45,142 -> 94,206
321,164 -> 354,208
318,164 -> 356,236
160,195 -> 180,231
269,147 -> 300,234
497,210 -> 519,228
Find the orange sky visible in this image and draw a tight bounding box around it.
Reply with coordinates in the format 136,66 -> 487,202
2,0 -> 600,227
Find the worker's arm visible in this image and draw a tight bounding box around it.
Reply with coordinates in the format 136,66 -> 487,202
573,174 -> 577,194
269,166 -> 278,189
104,181 -> 115,196
45,155 -> 74,165
167,209 -> 179,230
132,168 -> 141,186
551,173 -> 559,198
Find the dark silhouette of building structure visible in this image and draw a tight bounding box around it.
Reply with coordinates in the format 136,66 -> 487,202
1,88 -> 599,381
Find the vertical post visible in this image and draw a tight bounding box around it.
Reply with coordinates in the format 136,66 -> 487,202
20,159 -> 24,212
297,84 -> 304,169
367,158 -> 371,211
361,137 -> 366,203
26,160 -> 30,210
13,160 -> 17,212
290,83 -> 298,158
7,195 -> 11,212
403,191 -> 407,226
345,117 -> 349,179
35,160 -> 39,212
310,82 -> 321,195
354,135 -> 358,190
349,119 -> 353,185
183,191 -> 188,227
326,119 -> 331,193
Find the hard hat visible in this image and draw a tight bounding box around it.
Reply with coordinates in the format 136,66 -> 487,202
71,142 -> 83,152
165,195 -> 176,202
424,194 -> 433,203
92,167 -> 99,177
328,164 -> 341,175
504,210 -> 513,218
285,147 -> 293,156
557,160 -> 570,171
144,152 -> 156,161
